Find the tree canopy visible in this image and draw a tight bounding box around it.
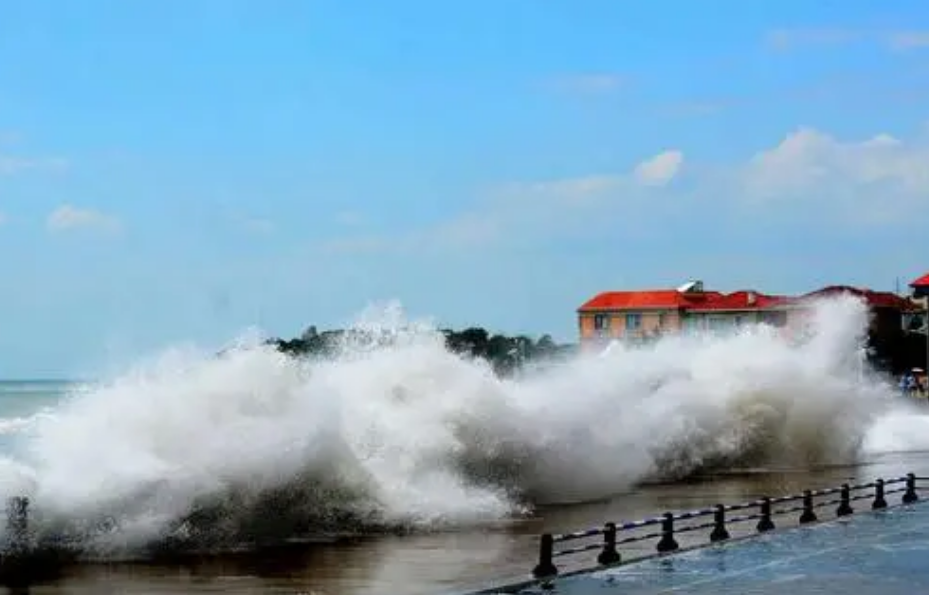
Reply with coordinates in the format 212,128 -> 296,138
267,325 -> 574,376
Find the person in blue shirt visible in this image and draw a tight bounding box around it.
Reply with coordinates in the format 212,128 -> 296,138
901,373 -> 918,397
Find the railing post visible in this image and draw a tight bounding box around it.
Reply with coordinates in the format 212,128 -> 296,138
872,479 -> 888,510
597,522 -> 621,565
799,490 -> 817,524
756,497 -> 775,532
532,533 -> 558,578
709,504 -> 730,542
6,496 -> 29,552
836,483 -> 853,517
903,472 -> 919,504
656,512 -> 679,553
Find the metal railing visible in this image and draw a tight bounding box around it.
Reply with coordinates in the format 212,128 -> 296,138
532,472 -> 922,579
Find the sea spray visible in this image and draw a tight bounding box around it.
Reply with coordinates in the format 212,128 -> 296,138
0,294 -> 921,554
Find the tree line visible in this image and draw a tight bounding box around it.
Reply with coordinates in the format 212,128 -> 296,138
267,325 -> 575,376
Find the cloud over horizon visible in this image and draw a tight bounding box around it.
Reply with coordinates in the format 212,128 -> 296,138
311,121 -> 929,257
3,0 -> 929,377
633,150 -> 684,186
46,205 -> 122,234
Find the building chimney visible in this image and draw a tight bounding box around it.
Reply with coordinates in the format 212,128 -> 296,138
677,280 -> 704,294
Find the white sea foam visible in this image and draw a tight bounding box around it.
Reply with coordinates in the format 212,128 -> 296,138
0,295 -> 922,553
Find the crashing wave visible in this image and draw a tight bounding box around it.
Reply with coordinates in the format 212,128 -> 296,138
0,295 -> 921,556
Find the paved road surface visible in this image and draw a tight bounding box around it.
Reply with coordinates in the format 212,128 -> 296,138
507,501 -> 929,595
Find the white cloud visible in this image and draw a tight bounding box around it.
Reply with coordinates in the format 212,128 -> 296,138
491,150 -> 684,208
0,155 -> 67,176
316,123 -> 929,256
494,174 -> 624,206
47,205 -> 121,234
473,124 -> 929,239
326,151 -> 685,254
633,150 -> 684,186
889,31 -> 929,49
742,127 -> 929,204
766,27 -> 929,51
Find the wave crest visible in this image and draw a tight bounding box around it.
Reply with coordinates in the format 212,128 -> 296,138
0,295 -> 922,555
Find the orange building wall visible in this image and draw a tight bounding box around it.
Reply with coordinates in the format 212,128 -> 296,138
578,310 -> 681,341
579,315 -> 596,338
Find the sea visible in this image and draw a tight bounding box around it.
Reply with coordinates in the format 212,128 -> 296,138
0,296 -> 927,594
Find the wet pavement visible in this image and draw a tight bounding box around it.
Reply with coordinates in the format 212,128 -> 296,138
502,500 -> 929,595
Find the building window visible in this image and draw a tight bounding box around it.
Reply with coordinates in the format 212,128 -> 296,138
762,311 -> 788,328
708,316 -> 729,331
626,313 -> 641,331
594,314 -> 611,330
682,315 -> 702,332
658,312 -> 671,328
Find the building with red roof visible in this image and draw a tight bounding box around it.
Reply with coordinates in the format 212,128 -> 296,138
802,285 -> 916,310
910,272 -> 929,299
906,273 -> 929,336
577,280 -> 799,342
577,280 -> 918,345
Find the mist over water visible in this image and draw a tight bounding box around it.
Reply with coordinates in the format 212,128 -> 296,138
0,295 -> 926,557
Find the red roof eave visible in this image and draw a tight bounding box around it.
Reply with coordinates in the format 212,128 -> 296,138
688,305 -> 794,313
577,290 -> 704,311
910,273 -> 929,288
579,306 -> 682,312
801,285 -> 917,310
578,288 -> 800,313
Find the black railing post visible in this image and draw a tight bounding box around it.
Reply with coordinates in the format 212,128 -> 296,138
872,479 -> 888,510
836,483 -> 853,517
656,512 -> 679,553
799,490 -> 817,524
532,533 -> 558,578
903,472 -> 919,504
597,522 -> 621,565
756,497 -> 775,532
709,504 -> 730,542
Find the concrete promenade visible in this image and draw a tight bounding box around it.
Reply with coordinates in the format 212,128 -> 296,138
492,501 -> 929,594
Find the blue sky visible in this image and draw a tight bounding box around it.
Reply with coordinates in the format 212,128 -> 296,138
2,0 -> 929,377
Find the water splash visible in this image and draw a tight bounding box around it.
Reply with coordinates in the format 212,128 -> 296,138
0,295 -> 923,555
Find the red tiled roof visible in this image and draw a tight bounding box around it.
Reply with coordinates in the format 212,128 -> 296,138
801,285 -> 916,309
688,290 -> 795,311
911,273 -> 929,288
578,289 -> 783,312
578,290 -> 728,311
580,284 -> 917,314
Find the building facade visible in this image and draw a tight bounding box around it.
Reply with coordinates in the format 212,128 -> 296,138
577,280 -> 793,344
908,273 -> 929,332
911,273 -> 929,300
577,280 -> 916,348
